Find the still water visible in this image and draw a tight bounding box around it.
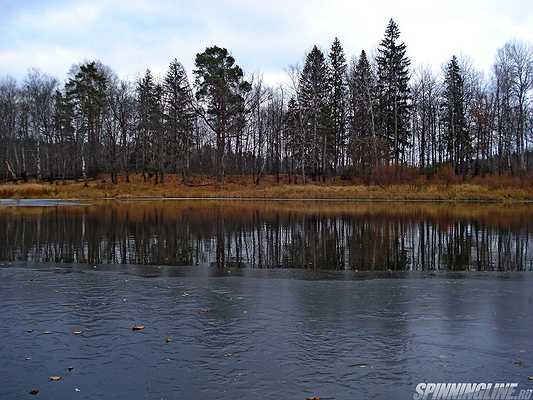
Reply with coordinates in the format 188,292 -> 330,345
1,200 -> 533,271
1,201 -> 533,399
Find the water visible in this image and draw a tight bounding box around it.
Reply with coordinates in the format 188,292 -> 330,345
1,201 -> 533,399
1,200 -> 533,271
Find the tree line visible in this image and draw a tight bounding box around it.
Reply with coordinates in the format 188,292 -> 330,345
1,19 -> 532,185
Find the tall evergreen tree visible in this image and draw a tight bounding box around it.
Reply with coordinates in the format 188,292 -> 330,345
65,61 -> 107,179
442,56 -> 469,175
193,46 -> 251,186
52,89 -> 75,178
299,45 -> 331,180
136,69 -> 163,181
163,59 -> 195,182
376,19 -> 411,165
349,50 -> 378,175
328,38 -> 348,174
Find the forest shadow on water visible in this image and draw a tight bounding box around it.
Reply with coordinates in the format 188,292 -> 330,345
1,200 -> 532,272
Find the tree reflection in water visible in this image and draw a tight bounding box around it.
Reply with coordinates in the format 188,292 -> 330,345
0,201 -> 532,271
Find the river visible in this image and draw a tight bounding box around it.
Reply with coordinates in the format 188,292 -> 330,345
0,200 -> 532,399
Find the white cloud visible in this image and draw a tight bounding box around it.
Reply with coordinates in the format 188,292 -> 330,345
0,45 -> 88,81
1,0 -> 532,83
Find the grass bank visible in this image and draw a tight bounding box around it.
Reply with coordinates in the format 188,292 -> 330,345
1,174 -> 533,202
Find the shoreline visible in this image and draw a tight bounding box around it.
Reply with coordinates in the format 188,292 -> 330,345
2,176 -> 533,203
2,196 -> 533,205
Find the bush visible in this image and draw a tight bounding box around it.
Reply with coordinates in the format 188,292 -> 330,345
431,165 -> 458,186
369,164 -> 421,186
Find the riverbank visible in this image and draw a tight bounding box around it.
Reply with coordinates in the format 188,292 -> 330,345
1,174 -> 533,202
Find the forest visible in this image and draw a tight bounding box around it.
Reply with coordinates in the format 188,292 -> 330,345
1,19 -> 532,188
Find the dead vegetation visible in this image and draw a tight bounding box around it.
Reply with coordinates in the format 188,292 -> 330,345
1,173 -> 533,201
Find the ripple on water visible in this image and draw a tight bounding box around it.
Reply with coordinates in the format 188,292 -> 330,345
1,267 -> 533,400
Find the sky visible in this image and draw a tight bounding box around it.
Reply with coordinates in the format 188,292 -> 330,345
0,0 -> 532,85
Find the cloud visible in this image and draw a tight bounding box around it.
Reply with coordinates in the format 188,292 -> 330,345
14,2 -> 102,31
0,45 -> 87,80
0,0 -> 532,84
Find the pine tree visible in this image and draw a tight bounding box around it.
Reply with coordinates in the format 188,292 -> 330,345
328,38 -> 347,174
65,61 -> 107,179
349,50 -> 378,175
193,46 -> 251,186
442,56 -> 469,175
163,59 -> 195,182
299,45 -> 331,180
376,19 -> 411,165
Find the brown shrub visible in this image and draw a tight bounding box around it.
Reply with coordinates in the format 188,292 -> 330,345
370,164 -> 421,186
431,165 -> 458,186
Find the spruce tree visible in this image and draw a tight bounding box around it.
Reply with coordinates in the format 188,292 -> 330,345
53,89 -> 75,144
65,61 -> 107,179
298,45 -> 331,180
136,69 -> 161,181
349,50 -> 378,175
53,89 -> 75,178
328,38 -> 347,174
163,59 -> 195,182
376,19 -> 411,165
442,56 -> 469,175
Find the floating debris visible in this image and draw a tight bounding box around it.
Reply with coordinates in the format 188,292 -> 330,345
75,388 -> 81,392
528,376 -> 533,381
165,336 -> 172,343
43,331 -> 52,335
132,325 -> 145,331
27,329 -> 34,333
182,292 -> 190,297
199,308 -> 209,314
48,376 -> 62,382
67,367 -> 74,372
29,389 -> 39,395
73,330 -> 82,336
306,397 -> 320,400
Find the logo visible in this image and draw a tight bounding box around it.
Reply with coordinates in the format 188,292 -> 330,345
413,383 -> 533,400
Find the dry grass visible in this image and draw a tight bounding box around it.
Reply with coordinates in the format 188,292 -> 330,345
1,173 -> 533,201
0,183 -> 59,198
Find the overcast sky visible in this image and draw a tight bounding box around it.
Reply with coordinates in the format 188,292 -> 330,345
1,0 -> 532,84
